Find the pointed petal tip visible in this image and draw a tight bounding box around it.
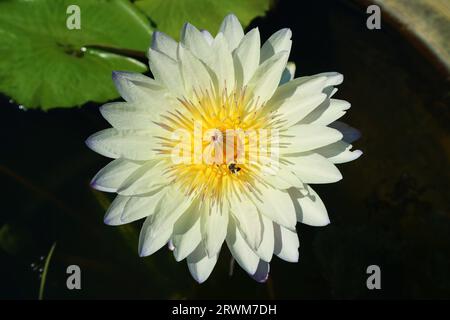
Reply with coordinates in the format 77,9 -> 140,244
151,30 -> 165,39
298,203 -> 331,227
84,130 -> 116,158
315,216 -> 331,227
255,274 -> 269,283
190,269 -> 209,284
285,28 -> 293,38
331,72 -> 344,84
276,28 -> 292,39
138,247 -> 148,258
275,251 -> 299,263
111,70 -> 127,82
138,240 -> 163,257
89,178 -> 110,192
111,71 -> 134,97
223,13 -> 239,23
181,22 -> 197,38
98,103 -> 106,114
168,240 -> 175,251
84,134 -> 97,151
354,149 -> 363,159
173,249 -> 183,262
188,263 -> 214,284
226,13 -> 238,18
138,238 -> 155,257
327,165 -> 343,182
321,72 -> 344,86
193,276 -> 207,284
103,215 -> 120,226
251,261 -> 271,283
287,251 -> 299,263
201,30 -> 213,42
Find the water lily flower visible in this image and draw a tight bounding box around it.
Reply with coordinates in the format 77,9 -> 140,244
86,14 -> 362,283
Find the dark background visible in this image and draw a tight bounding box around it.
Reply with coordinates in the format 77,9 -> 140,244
1,0 -> 449,299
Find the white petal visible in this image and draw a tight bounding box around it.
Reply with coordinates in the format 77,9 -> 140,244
201,200 -> 229,257
138,187 -> 192,256
270,75 -> 327,105
148,48 -> 184,97
303,99 -> 350,126
210,33 -> 235,94
269,72 -> 345,127
187,242 -> 218,283
150,31 -> 177,60
100,102 -> 163,129
168,240 -> 175,251
251,183 -> 297,230
319,71 -> 343,87
139,215 -> 172,257
233,28 -> 260,87
104,190 -> 167,226
260,28 -> 292,63
118,160 -> 168,195
177,44 -> 213,97
226,218 -> 260,274
315,140 -> 363,164
273,72 -> 341,104
288,186 -> 330,226
219,14 -> 244,51
85,128 -> 159,160
121,188 -> 167,224
287,152 -> 343,184
174,219 -> 201,262
268,76 -> 330,127
91,158 -> 142,192
104,195 -> 130,226
262,166 -> 303,189
230,197 -> 263,251
201,30 -> 214,45
282,124 -> 343,153
279,93 -> 328,128
273,223 -> 299,262
256,215 -> 275,262
112,71 -> 164,102
181,23 -> 213,64
251,260 -> 270,283
247,51 -> 289,105
172,200 -> 203,261
279,61 -> 296,85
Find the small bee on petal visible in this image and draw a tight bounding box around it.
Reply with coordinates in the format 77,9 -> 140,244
228,162 -> 241,174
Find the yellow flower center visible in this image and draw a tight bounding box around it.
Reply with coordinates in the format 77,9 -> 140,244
155,87 -> 278,203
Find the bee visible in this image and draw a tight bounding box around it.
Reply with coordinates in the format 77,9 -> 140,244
228,162 -> 241,174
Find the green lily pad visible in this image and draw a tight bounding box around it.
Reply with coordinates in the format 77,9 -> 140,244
0,0 -> 152,110
135,0 -> 272,40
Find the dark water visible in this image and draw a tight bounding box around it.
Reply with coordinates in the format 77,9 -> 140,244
1,0 -> 449,299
